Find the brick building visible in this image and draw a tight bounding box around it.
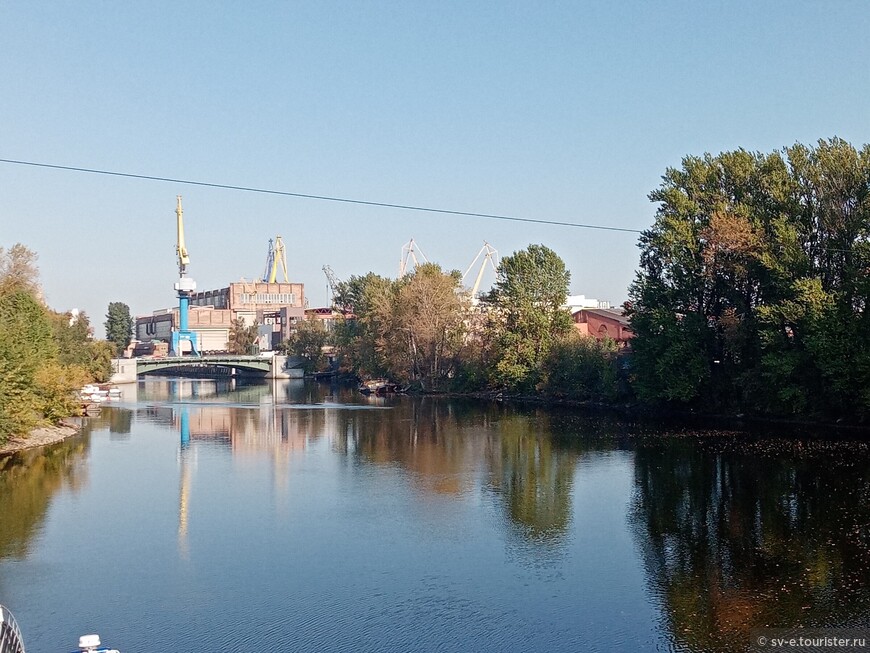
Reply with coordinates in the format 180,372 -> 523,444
572,308 -> 633,347
135,281 -> 306,353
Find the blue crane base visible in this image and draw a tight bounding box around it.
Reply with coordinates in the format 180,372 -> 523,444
170,330 -> 200,357
172,291 -> 200,357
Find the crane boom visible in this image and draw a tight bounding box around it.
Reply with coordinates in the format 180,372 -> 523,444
176,195 -> 190,276
399,238 -> 428,277
462,242 -> 498,297
323,265 -> 343,307
269,236 -> 289,283
262,236 -> 289,283
262,238 -> 275,282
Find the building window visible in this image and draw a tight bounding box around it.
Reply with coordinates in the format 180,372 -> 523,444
240,292 -> 295,305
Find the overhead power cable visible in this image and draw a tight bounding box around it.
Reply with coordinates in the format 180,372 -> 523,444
0,157 -> 643,234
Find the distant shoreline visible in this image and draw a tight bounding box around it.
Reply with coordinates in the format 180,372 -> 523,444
0,419 -> 83,456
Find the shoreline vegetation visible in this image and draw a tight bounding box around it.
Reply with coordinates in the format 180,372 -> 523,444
5,379 -> 868,459
0,244 -> 121,449
4,138 -> 870,446
288,139 -> 870,429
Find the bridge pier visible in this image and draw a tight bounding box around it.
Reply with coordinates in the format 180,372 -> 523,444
269,355 -> 304,379
110,358 -> 139,384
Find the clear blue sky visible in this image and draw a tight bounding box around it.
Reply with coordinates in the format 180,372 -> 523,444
2,1 -> 869,333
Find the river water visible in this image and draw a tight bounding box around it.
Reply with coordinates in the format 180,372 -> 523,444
1,378 -> 869,653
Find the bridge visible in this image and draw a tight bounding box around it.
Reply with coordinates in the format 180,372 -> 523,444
110,355 -> 304,383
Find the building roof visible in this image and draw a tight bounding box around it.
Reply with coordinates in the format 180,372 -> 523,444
575,307 -> 631,327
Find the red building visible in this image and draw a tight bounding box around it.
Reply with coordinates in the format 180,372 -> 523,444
572,308 -> 633,347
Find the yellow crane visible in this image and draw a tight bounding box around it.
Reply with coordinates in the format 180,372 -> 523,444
176,195 -> 190,275
171,196 -> 199,355
263,236 -> 290,283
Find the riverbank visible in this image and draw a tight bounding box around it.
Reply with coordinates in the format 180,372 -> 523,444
0,419 -> 83,456
421,388 -> 870,436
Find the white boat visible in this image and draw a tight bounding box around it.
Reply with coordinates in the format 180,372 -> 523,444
0,604 -> 121,653
80,385 -> 121,403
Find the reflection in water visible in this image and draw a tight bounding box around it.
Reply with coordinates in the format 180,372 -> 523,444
9,377 -> 870,653
485,415 -> 578,544
335,398 -> 581,546
178,406 -> 191,556
136,378 -> 358,556
346,399 -> 483,496
0,435 -> 89,560
142,377 -> 585,550
631,436 -> 870,652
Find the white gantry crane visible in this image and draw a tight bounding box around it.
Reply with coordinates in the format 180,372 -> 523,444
322,265 -> 342,308
462,241 -> 499,298
399,238 -> 429,277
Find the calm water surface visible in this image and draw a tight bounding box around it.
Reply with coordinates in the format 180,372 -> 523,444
1,378 -> 869,653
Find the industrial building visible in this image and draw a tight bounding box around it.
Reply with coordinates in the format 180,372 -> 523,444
135,280 -> 306,353
133,202 -> 307,355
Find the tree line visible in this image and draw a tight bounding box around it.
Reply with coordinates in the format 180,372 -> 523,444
4,137 -> 867,438
628,137 -> 870,422
288,137 -> 870,424
0,245 -> 132,443
285,245 -> 619,402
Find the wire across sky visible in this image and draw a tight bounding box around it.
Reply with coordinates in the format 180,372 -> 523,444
0,157 -> 643,235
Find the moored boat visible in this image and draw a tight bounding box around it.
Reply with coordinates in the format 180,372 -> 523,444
358,379 -> 406,395
0,604 -> 121,653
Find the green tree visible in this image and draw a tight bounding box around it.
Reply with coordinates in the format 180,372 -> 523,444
380,264 -> 468,389
104,302 -> 133,356
0,243 -> 40,295
52,311 -> 113,382
332,266 -> 469,389
0,244 -> 114,442
0,288 -> 59,438
629,138 -> 870,419
486,244 -> 573,391
332,272 -> 395,378
542,332 -> 619,401
282,317 -> 329,373
228,318 -> 258,354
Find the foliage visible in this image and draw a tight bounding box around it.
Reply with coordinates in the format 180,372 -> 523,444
0,244 -> 119,441
104,302 -> 134,356
0,243 -> 40,295
541,333 -> 619,401
52,311 -> 113,382
33,361 -> 91,423
332,272 -> 394,378
281,317 -> 329,373
485,244 -> 573,392
228,318 -> 258,354
0,287 -> 58,438
383,264 -> 468,389
334,265 -> 469,389
629,138 -> 870,420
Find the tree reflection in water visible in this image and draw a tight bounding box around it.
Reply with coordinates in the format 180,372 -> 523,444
631,435 -> 870,653
484,413 -> 578,544
0,434 -> 90,560
341,399 -> 582,546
